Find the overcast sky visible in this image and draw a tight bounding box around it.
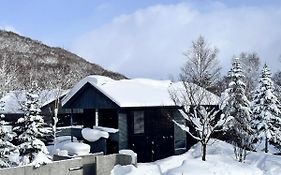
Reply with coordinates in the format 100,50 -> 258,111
1,0 -> 281,79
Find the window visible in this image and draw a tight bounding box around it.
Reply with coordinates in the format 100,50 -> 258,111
174,111 -> 186,152
133,111 -> 144,134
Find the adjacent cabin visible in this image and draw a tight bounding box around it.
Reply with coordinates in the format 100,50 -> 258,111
61,75 -> 219,162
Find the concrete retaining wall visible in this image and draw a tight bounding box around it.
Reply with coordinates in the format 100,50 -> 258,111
0,154 -> 132,175
0,158 -> 83,175
96,154 -> 132,175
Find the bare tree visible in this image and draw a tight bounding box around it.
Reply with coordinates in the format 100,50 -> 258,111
239,52 -> 261,100
0,53 -> 19,97
169,80 -> 227,161
45,63 -> 83,149
181,36 -> 221,93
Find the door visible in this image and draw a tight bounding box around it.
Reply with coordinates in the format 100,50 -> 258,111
149,109 -> 174,161
129,111 -> 151,162
129,109 -> 174,162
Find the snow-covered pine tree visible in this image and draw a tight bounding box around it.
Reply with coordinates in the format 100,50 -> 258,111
252,64 -> 281,153
13,82 -> 52,166
220,57 -> 253,162
0,114 -> 17,168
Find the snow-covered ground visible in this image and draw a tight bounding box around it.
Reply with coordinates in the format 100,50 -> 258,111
111,139 -> 281,175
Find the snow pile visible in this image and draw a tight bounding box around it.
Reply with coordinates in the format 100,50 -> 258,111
61,142 -> 90,156
31,151 -> 52,168
119,150 -> 137,165
62,75 -> 219,108
48,136 -> 78,155
111,139 -> 281,175
81,127 -> 109,142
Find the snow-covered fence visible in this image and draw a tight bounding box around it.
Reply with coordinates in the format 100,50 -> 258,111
0,153 -> 132,175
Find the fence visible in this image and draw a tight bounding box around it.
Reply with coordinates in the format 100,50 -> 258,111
0,153 -> 133,175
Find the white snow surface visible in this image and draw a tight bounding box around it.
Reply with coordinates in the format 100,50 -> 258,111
111,139 -> 281,175
61,142 -> 90,156
31,152 -> 52,168
62,75 -> 219,107
48,136 -> 78,155
81,127 -> 109,142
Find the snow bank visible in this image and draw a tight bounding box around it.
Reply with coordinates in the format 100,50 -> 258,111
81,127 -> 109,142
111,139 -> 281,175
61,142 -> 90,156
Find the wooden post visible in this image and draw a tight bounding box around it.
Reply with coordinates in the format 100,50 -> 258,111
95,108 -> 99,127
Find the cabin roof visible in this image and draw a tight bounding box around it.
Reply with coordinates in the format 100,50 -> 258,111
62,75 -> 219,108
0,90 -> 66,114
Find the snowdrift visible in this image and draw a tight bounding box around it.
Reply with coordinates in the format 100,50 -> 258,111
111,139 -> 281,175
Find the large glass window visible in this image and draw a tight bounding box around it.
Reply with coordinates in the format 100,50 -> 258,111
133,111 -> 144,134
119,113 -> 128,149
174,110 -> 186,151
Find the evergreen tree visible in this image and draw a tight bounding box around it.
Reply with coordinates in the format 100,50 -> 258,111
252,64 -> 281,153
0,114 -> 17,168
13,82 -> 52,166
220,57 -> 253,162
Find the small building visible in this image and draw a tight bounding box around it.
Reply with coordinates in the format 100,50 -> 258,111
61,75 -> 219,162
0,90 -> 69,124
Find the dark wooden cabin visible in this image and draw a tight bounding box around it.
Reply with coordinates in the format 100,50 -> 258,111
61,76 -> 219,162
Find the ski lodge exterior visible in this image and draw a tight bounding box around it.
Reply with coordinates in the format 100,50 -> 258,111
59,75 -> 219,162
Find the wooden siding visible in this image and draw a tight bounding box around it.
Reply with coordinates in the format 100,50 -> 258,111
63,83 -> 119,109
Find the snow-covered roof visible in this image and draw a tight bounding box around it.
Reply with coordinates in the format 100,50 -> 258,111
41,89 -> 70,107
0,90 -> 68,114
0,92 -> 23,114
62,75 -> 219,108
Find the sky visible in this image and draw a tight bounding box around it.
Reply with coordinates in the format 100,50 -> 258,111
1,0 -> 281,79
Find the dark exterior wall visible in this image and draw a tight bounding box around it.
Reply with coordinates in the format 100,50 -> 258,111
120,107 -> 178,162
63,83 -> 119,109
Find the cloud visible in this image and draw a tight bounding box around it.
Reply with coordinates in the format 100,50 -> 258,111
72,2 -> 281,79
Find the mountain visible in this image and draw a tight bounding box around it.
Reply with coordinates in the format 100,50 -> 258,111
0,30 -> 126,91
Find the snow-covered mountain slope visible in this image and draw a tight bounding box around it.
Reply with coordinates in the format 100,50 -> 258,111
0,30 -> 126,90
112,139 -> 281,175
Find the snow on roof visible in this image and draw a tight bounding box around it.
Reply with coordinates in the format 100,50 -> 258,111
0,90 -> 68,114
0,92 -> 23,114
62,75 -> 219,108
41,89 -> 70,107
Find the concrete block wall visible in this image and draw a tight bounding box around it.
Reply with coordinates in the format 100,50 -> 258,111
0,153 -> 132,175
96,154 -> 132,175
0,158 -> 83,175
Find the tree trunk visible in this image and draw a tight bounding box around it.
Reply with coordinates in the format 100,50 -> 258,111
265,137 -> 268,153
202,144 -> 207,161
